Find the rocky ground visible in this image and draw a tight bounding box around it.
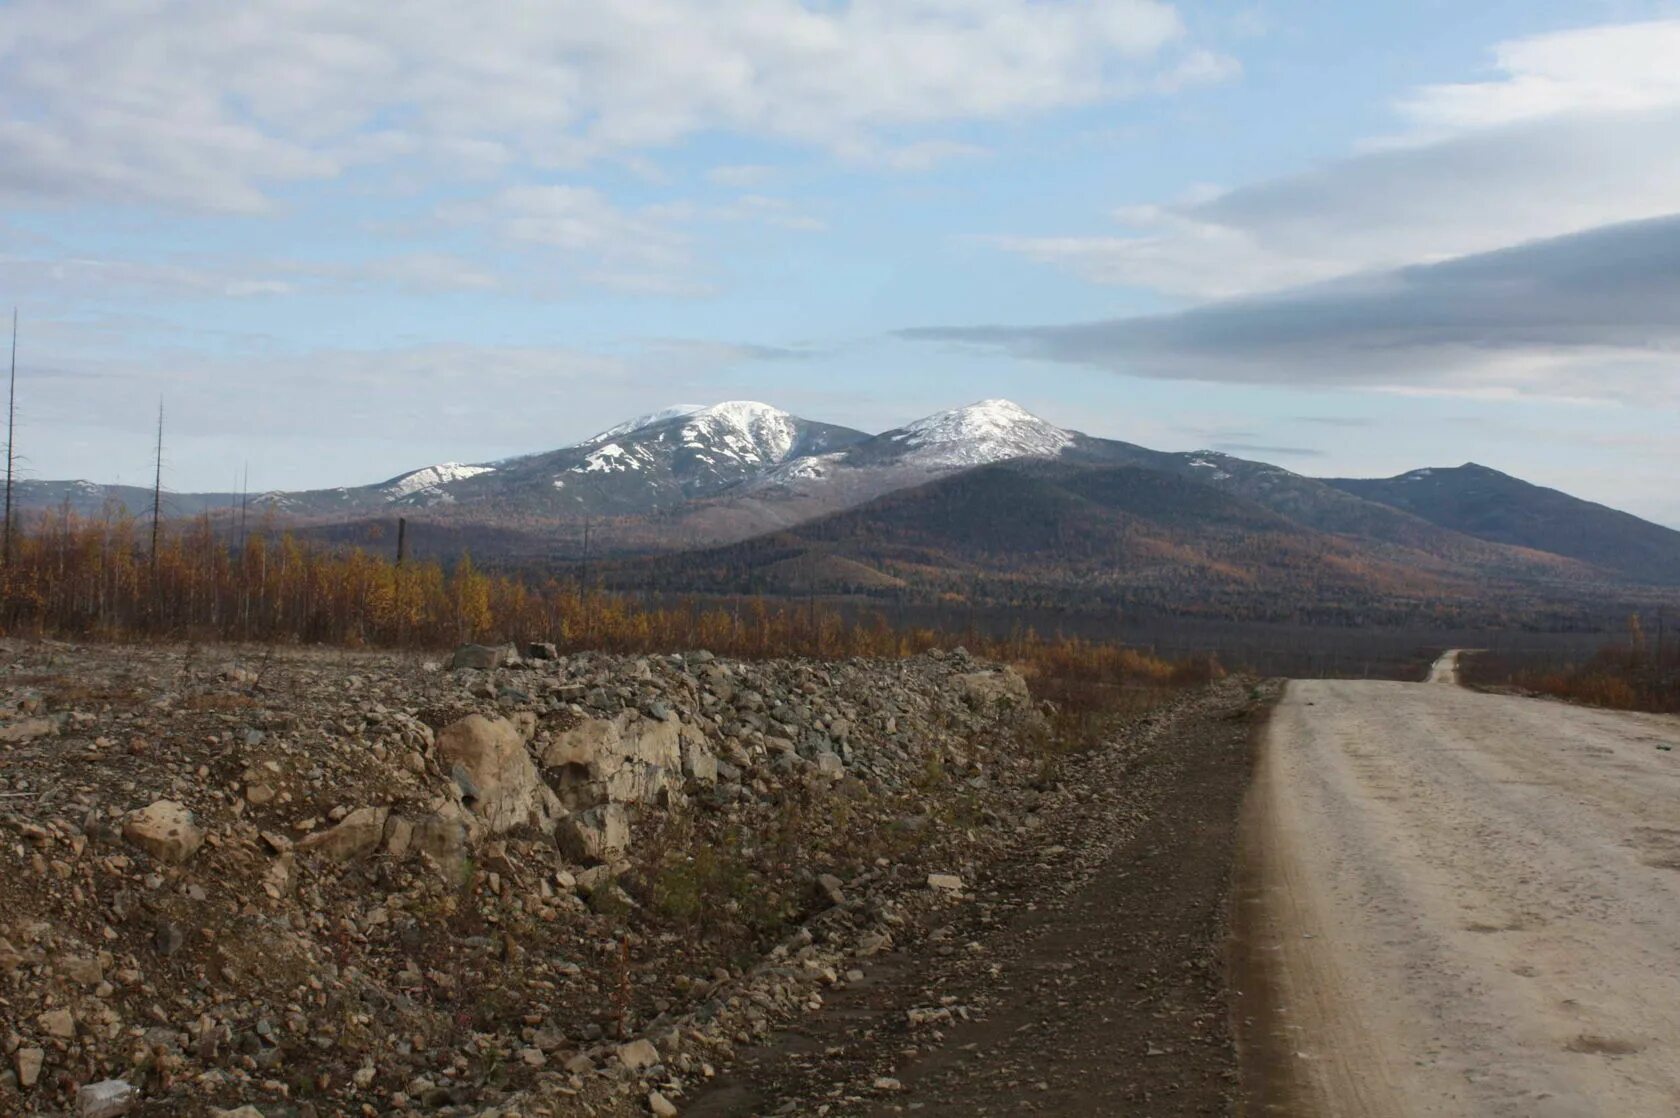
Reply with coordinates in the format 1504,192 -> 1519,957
0,638 -> 1251,1117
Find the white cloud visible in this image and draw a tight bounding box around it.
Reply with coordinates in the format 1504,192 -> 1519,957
0,0 -> 1210,213
448,186 -> 703,295
1395,19 -> 1680,132
984,19 -> 1680,299
706,164 -> 777,188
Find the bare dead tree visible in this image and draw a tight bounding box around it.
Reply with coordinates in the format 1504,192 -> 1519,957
4,308 -> 16,567
150,399 -> 164,567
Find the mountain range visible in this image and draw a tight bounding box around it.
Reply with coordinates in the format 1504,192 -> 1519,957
21,398 -> 1680,622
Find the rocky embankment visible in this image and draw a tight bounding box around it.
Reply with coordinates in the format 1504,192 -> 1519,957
0,638 -> 1109,1117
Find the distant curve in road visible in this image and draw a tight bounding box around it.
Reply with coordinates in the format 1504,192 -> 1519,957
1241,659 -> 1680,1116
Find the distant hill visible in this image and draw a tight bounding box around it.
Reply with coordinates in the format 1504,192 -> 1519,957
21,399 -> 1680,624
1329,464 -> 1680,586
600,461 -> 1624,627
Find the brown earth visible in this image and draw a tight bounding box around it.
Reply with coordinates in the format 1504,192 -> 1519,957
682,676 -> 1275,1116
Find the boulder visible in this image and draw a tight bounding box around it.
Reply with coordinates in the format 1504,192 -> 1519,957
558,803 -> 629,864
956,668 -> 1031,712
122,800 -> 203,863
450,644 -> 508,671
409,803 -> 477,877
542,711 -> 687,807
297,807 -> 389,861
436,714 -> 561,834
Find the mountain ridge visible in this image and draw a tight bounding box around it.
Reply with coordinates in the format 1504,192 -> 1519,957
17,397 -> 1680,592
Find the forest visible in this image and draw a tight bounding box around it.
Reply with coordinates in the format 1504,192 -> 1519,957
0,510 -> 1222,700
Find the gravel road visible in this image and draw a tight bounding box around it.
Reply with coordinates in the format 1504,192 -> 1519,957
1241,661 -> 1680,1116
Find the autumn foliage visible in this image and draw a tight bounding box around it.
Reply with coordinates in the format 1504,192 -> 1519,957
0,512 -> 1217,692
1465,614 -> 1680,713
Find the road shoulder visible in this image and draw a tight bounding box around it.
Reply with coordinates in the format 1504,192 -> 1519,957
685,676 -> 1275,1116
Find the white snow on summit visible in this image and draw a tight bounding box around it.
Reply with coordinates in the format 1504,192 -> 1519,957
891,399 -> 1073,468
676,401 -> 801,465
586,404 -> 707,444
381,463 -> 496,499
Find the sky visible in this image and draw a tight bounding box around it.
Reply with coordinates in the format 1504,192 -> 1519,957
5,0 -> 1680,526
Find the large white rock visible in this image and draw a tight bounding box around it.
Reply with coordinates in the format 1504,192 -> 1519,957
543,711 -> 712,806
956,668 -> 1031,711
437,714 -> 561,835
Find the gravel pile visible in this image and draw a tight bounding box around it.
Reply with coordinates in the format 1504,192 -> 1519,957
0,639 -> 1070,1117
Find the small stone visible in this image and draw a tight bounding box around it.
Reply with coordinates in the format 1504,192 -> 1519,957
76,1079 -> 137,1117
814,873 -> 846,907
296,806 -> 389,862
39,1007 -> 75,1038
14,1046 -> 44,1089
927,872 -> 964,893
154,921 -> 185,957
872,1076 -> 904,1093
617,1038 -> 660,1072
122,800 -> 203,863
0,716 -> 57,743
648,1090 -> 679,1116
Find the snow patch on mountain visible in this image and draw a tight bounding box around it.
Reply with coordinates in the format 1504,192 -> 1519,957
587,404 -> 707,444
577,443 -> 650,474
381,463 -> 496,500
890,399 -> 1073,468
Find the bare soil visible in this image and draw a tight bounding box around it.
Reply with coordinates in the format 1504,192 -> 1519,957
683,677 -> 1274,1116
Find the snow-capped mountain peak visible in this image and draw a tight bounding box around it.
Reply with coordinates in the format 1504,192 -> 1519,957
891,399 -> 1074,468
674,401 -> 803,466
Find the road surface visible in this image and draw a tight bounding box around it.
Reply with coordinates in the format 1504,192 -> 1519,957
1242,658 -> 1680,1116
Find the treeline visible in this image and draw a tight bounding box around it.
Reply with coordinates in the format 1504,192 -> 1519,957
1464,616 -> 1680,712
0,512 -> 1219,689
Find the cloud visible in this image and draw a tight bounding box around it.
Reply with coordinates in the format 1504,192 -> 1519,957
0,0 -> 1213,213
22,332 -> 815,450
1292,416 -> 1375,428
0,255 -> 297,299
1212,442 -> 1324,458
447,186 -> 703,295
1394,20 -> 1680,132
982,19 -> 1680,299
706,165 -> 777,188
906,213 -> 1680,404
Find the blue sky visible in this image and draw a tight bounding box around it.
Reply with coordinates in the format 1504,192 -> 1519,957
5,0 -> 1680,525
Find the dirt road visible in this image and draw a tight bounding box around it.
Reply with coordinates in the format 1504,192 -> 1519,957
1242,663 -> 1680,1116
